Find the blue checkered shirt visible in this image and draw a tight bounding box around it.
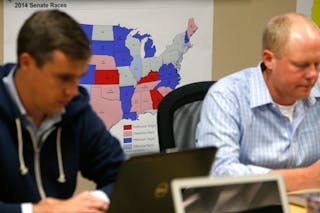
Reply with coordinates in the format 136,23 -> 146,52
196,63 -> 320,176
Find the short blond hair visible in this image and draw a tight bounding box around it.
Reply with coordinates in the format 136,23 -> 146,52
262,13 -> 320,59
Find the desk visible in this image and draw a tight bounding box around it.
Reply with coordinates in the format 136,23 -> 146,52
290,204 -> 306,213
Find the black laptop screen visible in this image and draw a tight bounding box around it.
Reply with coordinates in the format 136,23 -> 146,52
181,181 -> 284,213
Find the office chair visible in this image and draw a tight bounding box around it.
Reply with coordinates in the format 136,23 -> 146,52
157,81 -> 215,153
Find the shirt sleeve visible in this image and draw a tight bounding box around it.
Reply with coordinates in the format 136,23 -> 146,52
91,190 -> 110,204
20,191 -> 109,213
196,85 -> 271,176
21,203 -> 32,213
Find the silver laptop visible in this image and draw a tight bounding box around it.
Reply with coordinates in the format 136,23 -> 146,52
108,146 -> 217,213
171,174 -> 289,213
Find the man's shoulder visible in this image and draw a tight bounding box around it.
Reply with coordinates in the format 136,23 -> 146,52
212,66 -> 256,94
0,63 -> 16,78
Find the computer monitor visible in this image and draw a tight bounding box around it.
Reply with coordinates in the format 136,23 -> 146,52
108,146 -> 217,213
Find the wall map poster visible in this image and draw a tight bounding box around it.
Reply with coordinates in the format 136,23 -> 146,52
4,0 -> 214,155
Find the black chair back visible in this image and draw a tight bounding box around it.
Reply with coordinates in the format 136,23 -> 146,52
157,81 -> 215,152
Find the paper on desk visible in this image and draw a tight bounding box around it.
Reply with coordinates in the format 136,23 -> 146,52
288,188 -> 320,207
288,188 -> 320,195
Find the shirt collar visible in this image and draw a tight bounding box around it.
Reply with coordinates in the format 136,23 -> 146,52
3,65 -> 27,115
249,63 -> 273,108
308,78 -> 320,105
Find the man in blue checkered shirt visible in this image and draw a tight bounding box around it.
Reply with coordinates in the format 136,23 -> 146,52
196,12 -> 320,192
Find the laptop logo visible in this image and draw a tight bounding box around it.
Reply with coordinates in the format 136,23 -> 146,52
154,182 -> 169,199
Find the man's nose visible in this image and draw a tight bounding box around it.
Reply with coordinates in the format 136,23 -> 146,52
64,81 -> 79,97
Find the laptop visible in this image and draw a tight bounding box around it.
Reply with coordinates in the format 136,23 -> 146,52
171,174 -> 290,213
108,146 -> 217,213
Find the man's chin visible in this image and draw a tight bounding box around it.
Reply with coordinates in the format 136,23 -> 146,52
47,107 -> 64,115
295,92 -> 311,100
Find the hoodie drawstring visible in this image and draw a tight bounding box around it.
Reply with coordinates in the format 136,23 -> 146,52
15,118 -> 66,183
15,118 -> 29,175
56,127 -> 66,183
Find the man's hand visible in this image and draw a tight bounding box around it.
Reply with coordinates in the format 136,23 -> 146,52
304,160 -> 320,189
33,191 -> 108,213
271,160 -> 320,192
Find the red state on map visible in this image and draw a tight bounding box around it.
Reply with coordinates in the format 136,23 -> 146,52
137,71 -> 159,84
150,89 -> 163,109
95,70 -> 120,84
123,124 -> 132,130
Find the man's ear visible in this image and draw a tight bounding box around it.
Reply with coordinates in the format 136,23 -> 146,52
19,53 -> 34,70
262,49 -> 274,70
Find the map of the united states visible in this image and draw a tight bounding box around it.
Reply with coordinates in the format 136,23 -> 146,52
80,18 -> 198,129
